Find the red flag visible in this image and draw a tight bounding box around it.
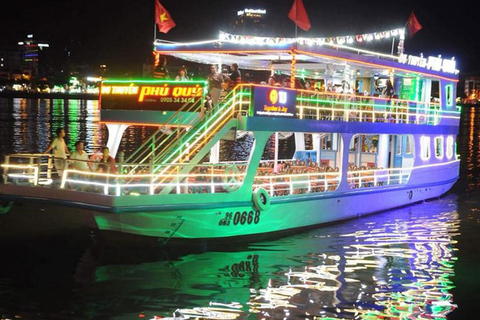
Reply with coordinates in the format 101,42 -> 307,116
406,11 -> 422,37
155,0 -> 176,33
288,0 -> 311,31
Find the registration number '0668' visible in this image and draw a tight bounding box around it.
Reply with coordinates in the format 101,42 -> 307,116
218,210 -> 261,226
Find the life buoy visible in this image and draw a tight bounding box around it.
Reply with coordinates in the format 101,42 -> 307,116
0,200 -> 13,214
252,188 -> 270,211
223,165 -> 241,192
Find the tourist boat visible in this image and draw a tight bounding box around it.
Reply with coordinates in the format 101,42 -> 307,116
0,30 -> 461,244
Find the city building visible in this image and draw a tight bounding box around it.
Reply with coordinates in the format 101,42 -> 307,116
462,74 -> 480,103
232,8 -> 267,36
17,34 -> 50,79
0,47 -> 23,80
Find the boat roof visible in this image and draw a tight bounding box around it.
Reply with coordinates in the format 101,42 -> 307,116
154,32 -> 459,82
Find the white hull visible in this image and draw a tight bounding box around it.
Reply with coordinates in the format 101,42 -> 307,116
92,179 -> 456,240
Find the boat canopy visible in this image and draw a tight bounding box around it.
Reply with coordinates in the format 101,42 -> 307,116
154,32 -> 458,82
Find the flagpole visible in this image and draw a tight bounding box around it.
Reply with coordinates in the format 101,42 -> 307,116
154,22 -> 157,42
294,0 -> 298,39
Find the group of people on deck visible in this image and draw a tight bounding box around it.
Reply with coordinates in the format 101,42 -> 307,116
43,127 -> 117,179
154,57 -> 242,108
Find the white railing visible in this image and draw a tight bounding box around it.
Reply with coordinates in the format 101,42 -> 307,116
296,90 -> 460,125
347,167 -> 411,189
253,171 -> 341,196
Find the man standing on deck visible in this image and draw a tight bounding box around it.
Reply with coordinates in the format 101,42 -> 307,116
207,65 -> 228,105
69,141 -> 90,172
154,57 -> 170,79
227,63 -> 242,91
43,127 -> 69,178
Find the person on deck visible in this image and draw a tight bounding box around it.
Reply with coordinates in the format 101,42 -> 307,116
43,127 -> 69,178
207,65 -> 227,105
96,147 -> 117,174
69,140 -> 90,172
227,63 -> 242,91
175,67 -> 189,81
154,57 -> 170,79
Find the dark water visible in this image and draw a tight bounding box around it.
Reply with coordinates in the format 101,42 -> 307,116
0,98 -> 479,319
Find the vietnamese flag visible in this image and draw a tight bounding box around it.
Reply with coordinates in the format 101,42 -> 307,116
288,0 -> 311,31
155,0 -> 176,33
406,11 -> 422,37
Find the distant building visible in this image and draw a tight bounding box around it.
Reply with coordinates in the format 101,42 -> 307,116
463,74 -> 480,104
17,34 -> 50,79
232,8 -> 266,36
0,47 -> 23,79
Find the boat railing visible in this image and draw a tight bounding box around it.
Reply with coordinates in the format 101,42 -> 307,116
158,84 -> 252,164
2,153 -> 413,197
253,171 -> 342,196
0,154 -> 250,195
147,85 -> 252,191
295,89 -> 459,125
62,161 -> 249,196
347,167 -> 411,189
125,96 -> 204,166
1,153 -> 55,186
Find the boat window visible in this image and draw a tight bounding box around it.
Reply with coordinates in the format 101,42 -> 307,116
420,136 -> 431,160
349,135 -> 359,152
431,81 -> 440,103
396,135 -> 402,155
446,135 -> 454,159
320,133 -> 337,151
445,84 -> 454,107
435,136 -> 444,159
405,135 -> 413,154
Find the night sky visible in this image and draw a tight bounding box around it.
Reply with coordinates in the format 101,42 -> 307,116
2,0 -> 479,74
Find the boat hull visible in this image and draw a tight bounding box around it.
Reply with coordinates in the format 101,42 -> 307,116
0,178 -> 456,243
93,179 -> 456,240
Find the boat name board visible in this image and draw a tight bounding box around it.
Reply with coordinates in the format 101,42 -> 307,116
398,54 -> 458,74
100,81 -> 206,111
253,86 -> 297,118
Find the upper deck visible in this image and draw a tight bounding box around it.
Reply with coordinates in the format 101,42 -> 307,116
99,81 -> 461,131
103,31 -> 460,129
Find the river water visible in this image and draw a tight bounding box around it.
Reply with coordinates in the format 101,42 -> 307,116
0,98 -> 479,319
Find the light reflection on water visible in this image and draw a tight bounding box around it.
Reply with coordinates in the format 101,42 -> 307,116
62,198 -> 458,320
1,99 -> 479,319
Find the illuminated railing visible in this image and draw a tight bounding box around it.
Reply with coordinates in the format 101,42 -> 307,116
1,154 -> 459,198
347,167 -> 411,189
148,85 -> 252,191
154,84 -> 252,166
61,162 -> 248,196
125,97 -> 205,166
1,155 -> 250,196
1,153 -> 54,186
296,89 -> 460,125
253,171 -> 341,197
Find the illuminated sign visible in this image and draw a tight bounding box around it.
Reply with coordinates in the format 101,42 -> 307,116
398,54 -> 458,74
237,8 -> 266,16
253,87 -> 297,118
100,80 -> 206,111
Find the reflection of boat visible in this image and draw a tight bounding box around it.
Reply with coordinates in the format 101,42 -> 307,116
65,198 -> 458,319
0,29 -> 460,243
